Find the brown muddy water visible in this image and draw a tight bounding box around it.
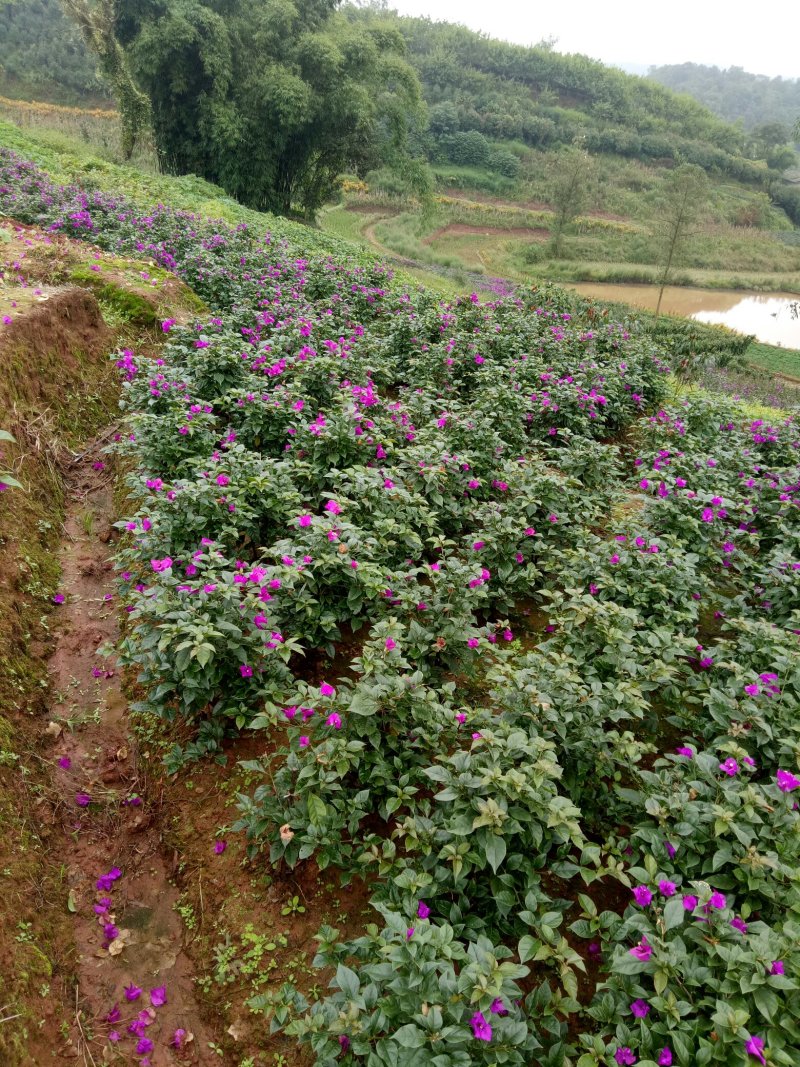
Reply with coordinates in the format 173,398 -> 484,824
569,282 -> 800,348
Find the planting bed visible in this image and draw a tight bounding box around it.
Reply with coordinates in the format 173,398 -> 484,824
1,146 -> 799,1067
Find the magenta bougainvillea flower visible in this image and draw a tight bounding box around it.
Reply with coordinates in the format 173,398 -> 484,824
745,1035 -> 766,1064
96,867 -> 122,892
631,885 -> 652,906
124,984 -> 142,1001
470,1011 -> 492,1041
213,840 -> 227,854
777,769 -> 800,792
149,985 -> 167,1007
629,937 -> 652,962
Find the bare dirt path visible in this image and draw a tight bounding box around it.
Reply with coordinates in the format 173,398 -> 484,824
42,447 -> 217,1067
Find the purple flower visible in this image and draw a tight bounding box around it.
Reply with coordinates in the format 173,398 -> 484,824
320,682 -> 335,697
682,894 -> 698,911
744,683 -> 760,697
632,885 -> 652,907
629,937 -> 652,962
96,867 -> 122,892
57,756 -> 71,770
103,923 -> 119,942
172,1028 -> 187,1048
406,927 -> 414,939
75,792 -> 92,807
615,1049 -> 636,1066
136,1037 -> 154,1055
770,960 -> 785,975
630,999 -> 650,1018
730,916 -> 748,934
658,1049 -> 673,1066
777,769 -> 800,792
675,746 -> 694,758
106,1004 -> 121,1023
745,1035 -> 766,1064
213,840 -> 226,854
52,593 -> 65,604
124,984 -> 142,1002
489,998 -> 508,1015
719,757 -> 739,776
417,901 -> 430,919
339,1035 -> 350,1051
658,880 -> 677,897
149,985 -> 167,1007
708,891 -> 727,910
470,1011 -> 492,1042
240,664 -> 253,678
326,712 -> 342,729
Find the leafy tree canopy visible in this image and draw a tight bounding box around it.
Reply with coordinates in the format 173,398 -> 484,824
115,0 -> 427,217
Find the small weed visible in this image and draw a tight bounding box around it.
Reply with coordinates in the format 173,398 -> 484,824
280,895 -> 305,917
174,895 -> 198,932
15,921 -> 34,943
78,507 -> 95,537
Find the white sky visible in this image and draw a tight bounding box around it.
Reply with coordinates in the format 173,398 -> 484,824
386,0 -> 799,79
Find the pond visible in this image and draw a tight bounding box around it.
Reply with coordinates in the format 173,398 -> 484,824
568,283 -> 800,348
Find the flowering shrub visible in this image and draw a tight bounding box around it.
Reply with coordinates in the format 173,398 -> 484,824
3,146 -> 799,1066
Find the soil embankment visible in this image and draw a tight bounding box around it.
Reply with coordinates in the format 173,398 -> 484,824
0,218 -> 215,1064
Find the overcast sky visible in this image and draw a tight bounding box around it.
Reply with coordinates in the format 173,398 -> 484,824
386,0 -> 799,79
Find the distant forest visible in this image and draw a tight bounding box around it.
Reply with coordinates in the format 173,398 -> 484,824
649,63 -> 800,136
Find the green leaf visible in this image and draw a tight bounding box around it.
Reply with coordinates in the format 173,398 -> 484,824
307,794 -> 327,825
335,964 -> 360,999
518,935 -> 538,964
483,834 -> 506,873
754,984 -> 778,1022
663,895 -> 685,931
393,1024 -> 427,1048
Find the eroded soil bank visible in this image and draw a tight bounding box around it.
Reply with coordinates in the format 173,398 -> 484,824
0,218 -> 217,1064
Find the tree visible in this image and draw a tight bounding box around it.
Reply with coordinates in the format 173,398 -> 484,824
58,0 -> 150,157
115,0 -> 427,219
653,164 -> 709,317
546,145 -> 593,258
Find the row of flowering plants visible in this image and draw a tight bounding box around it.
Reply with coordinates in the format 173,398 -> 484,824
2,144 -> 799,1066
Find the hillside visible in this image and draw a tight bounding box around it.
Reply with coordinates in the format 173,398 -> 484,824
1,125 -> 799,1066
0,0 -> 782,186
